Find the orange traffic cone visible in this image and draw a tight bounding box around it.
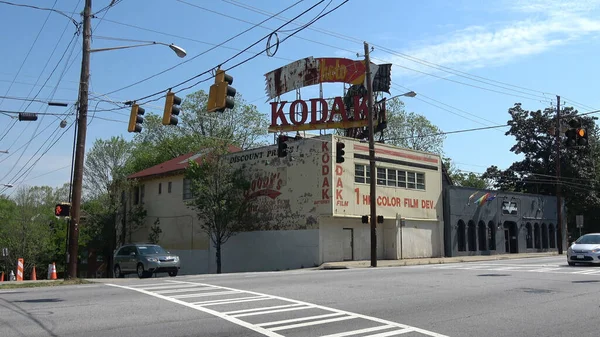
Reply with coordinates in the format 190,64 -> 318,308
50,262 -> 57,280
31,266 -> 37,281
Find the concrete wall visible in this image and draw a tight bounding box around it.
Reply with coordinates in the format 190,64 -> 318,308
444,186 -> 565,257
208,229 -> 320,273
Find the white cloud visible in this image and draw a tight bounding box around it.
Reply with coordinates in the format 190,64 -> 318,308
381,0 -> 600,80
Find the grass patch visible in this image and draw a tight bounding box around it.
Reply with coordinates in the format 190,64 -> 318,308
0,279 -> 92,289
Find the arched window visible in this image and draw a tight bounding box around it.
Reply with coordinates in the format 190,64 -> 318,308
468,220 -> 477,252
488,221 -> 496,250
549,224 -> 556,248
534,223 -> 541,249
541,223 -> 549,249
526,223 -> 533,248
457,220 -> 466,252
478,221 -> 487,251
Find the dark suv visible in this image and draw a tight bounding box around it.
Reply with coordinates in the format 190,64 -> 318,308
113,243 -> 181,278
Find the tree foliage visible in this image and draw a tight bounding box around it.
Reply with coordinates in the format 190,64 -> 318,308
380,99 -> 446,154
184,143 -> 257,274
481,103 -> 600,233
443,158 -> 489,189
125,90 -> 269,175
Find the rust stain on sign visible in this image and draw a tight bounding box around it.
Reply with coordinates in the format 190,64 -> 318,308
264,57 -> 371,100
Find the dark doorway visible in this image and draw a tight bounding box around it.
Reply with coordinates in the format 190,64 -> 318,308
503,221 -> 518,253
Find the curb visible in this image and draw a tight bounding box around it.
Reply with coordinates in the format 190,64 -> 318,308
317,253 -> 560,270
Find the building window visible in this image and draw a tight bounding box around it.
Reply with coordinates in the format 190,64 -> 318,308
158,183 -> 162,195
133,186 -> 140,205
168,182 -> 172,193
354,164 -> 370,184
183,178 -> 194,200
140,184 -> 145,204
355,164 -> 425,190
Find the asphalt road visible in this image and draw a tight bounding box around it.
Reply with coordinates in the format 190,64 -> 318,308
1,255 -> 599,337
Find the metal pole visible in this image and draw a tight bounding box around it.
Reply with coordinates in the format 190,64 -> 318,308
67,0 -> 92,279
364,42 -> 377,267
556,95 -> 563,255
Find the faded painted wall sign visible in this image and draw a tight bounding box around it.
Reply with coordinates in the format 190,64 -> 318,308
263,57 -> 380,100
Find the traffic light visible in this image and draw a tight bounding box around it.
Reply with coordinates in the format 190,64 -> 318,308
576,128 -> 588,146
18,112 -> 38,121
361,215 -> 368,224
565,128 -> 577,147
377,215 -> 384,223
277,135 -> 289,158
54,203 -> 71,217
207,69 -> 236,113
128,104 -> 145,133
162,91 -> 182,126
336,142 -> 346,163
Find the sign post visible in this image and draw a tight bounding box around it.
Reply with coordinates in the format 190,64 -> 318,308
576,215 -> 584,237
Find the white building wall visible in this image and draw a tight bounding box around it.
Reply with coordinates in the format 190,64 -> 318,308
124,134 -> 444,275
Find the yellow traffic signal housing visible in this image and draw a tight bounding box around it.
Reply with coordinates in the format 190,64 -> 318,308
207,69 -> 236,113
162,92 -> 182,126
128,104 -> 145,133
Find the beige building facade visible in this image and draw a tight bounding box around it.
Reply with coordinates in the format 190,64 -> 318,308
123,134 -> 444,274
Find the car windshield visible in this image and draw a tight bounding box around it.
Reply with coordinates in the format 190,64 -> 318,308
575,235 -> 600,245
136,245 -> 167,255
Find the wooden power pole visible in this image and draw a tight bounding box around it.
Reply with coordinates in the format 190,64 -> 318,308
67,0 -> 92,279
364,42 -> 377,267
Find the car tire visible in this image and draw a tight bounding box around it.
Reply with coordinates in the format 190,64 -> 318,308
114,265 -> 124,278
168,271 -> 178,277
137,263 -> 149,279
568,262 -> 576,266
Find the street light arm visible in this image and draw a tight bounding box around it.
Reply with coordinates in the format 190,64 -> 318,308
90,42 -> 187,58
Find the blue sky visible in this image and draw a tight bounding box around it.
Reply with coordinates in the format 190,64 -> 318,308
1,0 -> 600,196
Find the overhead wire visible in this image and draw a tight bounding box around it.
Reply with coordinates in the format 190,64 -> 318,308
134,0 -> 350,105
0,0 -> 78,26
0,0 -> 59,143
0,31 -> 79,181
220,0 -> 559,105
101,0 -> 308,97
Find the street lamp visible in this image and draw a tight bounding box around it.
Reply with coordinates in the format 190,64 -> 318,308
90,41 -> 187,58
1,184 -> 13,188
0,150 -> 7,154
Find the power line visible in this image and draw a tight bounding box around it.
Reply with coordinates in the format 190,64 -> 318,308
101,0 -> 307,97
0,0 -> 58,108
0,0 -> 78,26
221,0 -> 558,104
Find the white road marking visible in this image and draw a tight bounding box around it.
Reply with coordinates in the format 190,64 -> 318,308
412,262 -> 600,276
106,280 -> 448,337
224,303 -> 304,315
231,305 -> 312,318
320,325 -> 395,337
268,315 -> 356,332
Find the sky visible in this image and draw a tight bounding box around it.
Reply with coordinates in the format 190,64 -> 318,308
1,0 -> 600,197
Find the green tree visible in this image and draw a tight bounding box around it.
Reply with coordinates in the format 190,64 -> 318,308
125,90 -> 269,175
481,103 -> 600,233
184,143 -> 257,274
380,99 -> 446,154
443,158 -> 489,189
83,136 -> 135,277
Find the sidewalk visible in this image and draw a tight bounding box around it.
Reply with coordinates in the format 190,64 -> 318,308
318,252 -> 560,270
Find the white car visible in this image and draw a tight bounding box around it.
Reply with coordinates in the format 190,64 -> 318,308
567,233 -> 600,266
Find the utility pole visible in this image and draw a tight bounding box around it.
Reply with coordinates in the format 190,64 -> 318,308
556,95 -> 563,255
364,42 -> 377,267
67,0 -> 92,279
